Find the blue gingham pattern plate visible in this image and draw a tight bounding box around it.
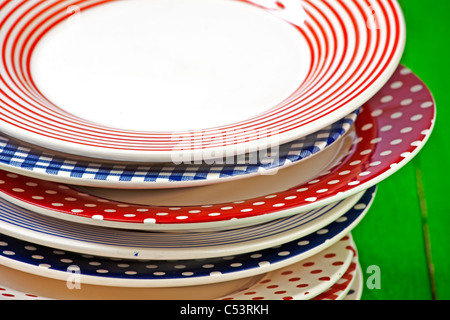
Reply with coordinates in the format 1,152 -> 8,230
0,186 -> 375,287
0,110 -> 358,188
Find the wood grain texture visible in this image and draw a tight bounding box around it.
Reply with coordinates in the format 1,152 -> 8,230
352,0 -> 449,300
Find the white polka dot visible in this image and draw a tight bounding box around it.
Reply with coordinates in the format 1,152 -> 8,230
359,171 -> 371,176
410,84 -> 423,92
6,173 -> 18,178
265,195 -> 277,199
371,109 -> 383,117
89,261 -> 101,266
24,246 -> 37,251
92,215 -> 104,220
381,125 -> 392,132
71,209 -> 83,213
380,95 -> 393,103
3,251 -> 15,256
316,189 -> 328,193
32,196 -> 44,200
369,161 -> 382,167
258,261 -> 270,267
308,179 -> 320,184
202,264 -> 215,268
241,208 -> 253,212
360,149 -> 372,155
169,207 -> 181,211
328,180 -> 340,185
85,204 -> 97,207
96,269 -> 109,274
411,114 -> 423,121
125,271 -> 137,275
51,203 -> 64,207
296,188 -> 308,192
253,202 -> 265,206
348,181 -> 360,186
284,196 -> 297,200
12,188 -> 24,193
273,203 -> 285,207
350,160 -> 361,166
371,137 -> 382,144
390,112 -> 402,119
400,68 -> 412,75
317,229 -> 329,235
64,197 -> 77,201
250,254 -> 263,259
380,150 -> 392,156
45,190 -> 57,194
143,218 -> 156,224
278,251 -> 290,256
336,216 -> 348,222
117,264 -> 130,268
176,216 -> 189,220
210,271 -> 222,276
136,208 -> 149,212
362,123 -> 373,131
401,98 -> 413,106
39,264 -> 51,269
297,240 -> 309,246
305,197 -> 317,202
25,182 -> 38,187
339,170 -> 351,175
390,81 -> 403,89
104,209 -> 116,213
401,127 -> 413,133
156,212 -> 168,216
182,272 -> 194,276
32,255 -> 44,260
220,207 -> 232,211
354,203 -> 367,210
390,139 -> 402,145
208,213 -> 221,217
60,259 -> 73,264
174,265 -> 186,269
421,101 -> 433,109
230,263 -> 242,268
124,214 -> 136,217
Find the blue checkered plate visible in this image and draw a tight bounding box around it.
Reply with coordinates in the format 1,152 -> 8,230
0,111 -> 358,188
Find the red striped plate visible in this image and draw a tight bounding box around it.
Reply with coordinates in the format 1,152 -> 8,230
0,0 -> 405,162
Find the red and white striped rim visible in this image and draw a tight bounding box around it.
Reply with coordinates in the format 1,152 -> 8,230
0,65 -> 435,231
0,0 -> 405,162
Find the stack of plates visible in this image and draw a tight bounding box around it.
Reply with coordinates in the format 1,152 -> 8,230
0,0 -> 435,300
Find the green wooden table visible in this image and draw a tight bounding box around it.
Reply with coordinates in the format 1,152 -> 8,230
352,0 -> 450,300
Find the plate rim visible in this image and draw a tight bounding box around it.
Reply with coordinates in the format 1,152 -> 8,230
0,0 -> 406,162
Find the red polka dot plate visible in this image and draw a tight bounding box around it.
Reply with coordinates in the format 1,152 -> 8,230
0,65 -> 435,231
0,0 -> 405,162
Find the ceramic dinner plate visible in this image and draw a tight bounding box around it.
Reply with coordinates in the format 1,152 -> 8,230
0,65 -> 435,232
0,189 -> 365,260
0,0 -> 405,162
0,234 -> 358,300
221,239 -> 359,300
0,189 -> 374,287
0,110 -> 358,188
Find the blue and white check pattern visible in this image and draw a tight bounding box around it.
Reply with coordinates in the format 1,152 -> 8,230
0,109 -> 359,186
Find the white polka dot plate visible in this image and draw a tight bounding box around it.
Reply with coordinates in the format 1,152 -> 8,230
220,235 -> 358,300
0,189 -> 364,260
0,233 -> 357,300
0,0 -> 405,162
0,189 -> 374,287
0,65 -> 435,231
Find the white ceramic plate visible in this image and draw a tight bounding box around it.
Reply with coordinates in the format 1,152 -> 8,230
0,190 -> 364,260
0,189 -> 373,287
0,0 -> 405,162
0,233 -> 357,300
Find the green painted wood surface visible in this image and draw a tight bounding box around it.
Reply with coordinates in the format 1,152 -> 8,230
352,0 -> 450,300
